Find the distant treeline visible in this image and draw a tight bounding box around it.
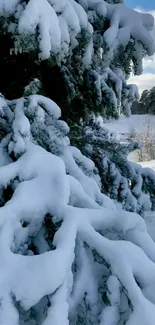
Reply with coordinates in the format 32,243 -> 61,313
131,86 -> 155,114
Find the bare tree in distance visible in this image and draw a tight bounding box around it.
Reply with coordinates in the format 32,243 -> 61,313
128,115 -> 155,162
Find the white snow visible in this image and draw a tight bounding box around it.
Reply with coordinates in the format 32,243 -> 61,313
0,0 -> 20,15
105,2 -> 155,56
0,95 -> 155,324
18,0 -> 61,60
0,1 -> 154,321
102,114 -> 155,140
0,0 -> 154,63
144,211 -> 155,242
139,160 -> 155,171
28,94 -> 61,119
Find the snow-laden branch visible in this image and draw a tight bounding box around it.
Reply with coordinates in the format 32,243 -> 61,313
104,2 -> 155,55
0,0 -> 154,62
0,94 -> 155,324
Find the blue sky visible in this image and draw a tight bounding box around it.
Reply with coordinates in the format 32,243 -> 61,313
126,0 -> 155,10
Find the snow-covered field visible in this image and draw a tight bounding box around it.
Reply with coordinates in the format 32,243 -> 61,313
102,114 -> 155,140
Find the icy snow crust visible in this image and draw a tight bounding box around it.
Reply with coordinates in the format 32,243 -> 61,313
0,95 -> 155,324
0,0 -> 154,61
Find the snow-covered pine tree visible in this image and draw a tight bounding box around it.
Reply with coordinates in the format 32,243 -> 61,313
0,81 -> 155,325
71,117 -> 155,214
0,0 -> 152,121
0,1 -> 155,325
